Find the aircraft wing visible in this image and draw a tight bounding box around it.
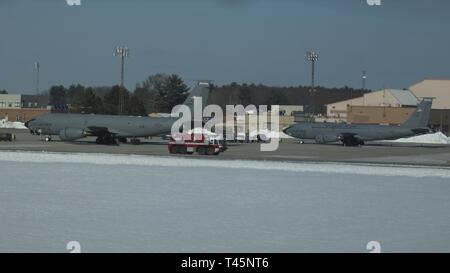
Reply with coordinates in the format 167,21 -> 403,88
338,132 -> 360,139
85,126 -> 116,136
85,126 -> 130,137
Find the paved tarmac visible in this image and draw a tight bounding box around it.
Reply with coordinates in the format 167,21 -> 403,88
1,128 -> 450,167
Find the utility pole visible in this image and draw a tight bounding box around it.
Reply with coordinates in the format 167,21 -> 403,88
306,51 -> 319,114
114,46 -> 129,114
35,61 -> 40,94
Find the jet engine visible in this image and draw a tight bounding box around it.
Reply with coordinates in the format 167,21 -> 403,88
315,134 -> 339,144
59,128 -> 85,141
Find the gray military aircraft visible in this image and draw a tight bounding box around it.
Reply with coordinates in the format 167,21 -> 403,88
282,98 -> 433,146
25,82 -> 211,144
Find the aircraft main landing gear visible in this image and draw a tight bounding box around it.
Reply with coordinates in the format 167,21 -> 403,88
130,138 -> 141,145
342,138 -> 364,147
95,135 -> 117,145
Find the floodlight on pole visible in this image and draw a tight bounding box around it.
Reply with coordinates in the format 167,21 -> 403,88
114,46 -> 130,114
35,61 -> 40,95
362,70 -> 367,90
306,51 -> 319,93
306,51 -> 319,114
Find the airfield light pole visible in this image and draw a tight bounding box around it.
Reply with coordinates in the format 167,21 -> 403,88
362,70 -> 367,90
307,51 -> 319,114
35,61 -> 40,94
114,46 -> 130,114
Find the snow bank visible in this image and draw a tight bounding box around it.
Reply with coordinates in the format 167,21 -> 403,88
0,151 -> 449,179
249,129 -> 293,140
387,132 -> 450,145
0,118 -> 27,129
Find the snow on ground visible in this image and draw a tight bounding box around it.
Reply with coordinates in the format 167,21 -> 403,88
385,132 -> 450,145
250,129 -> 294,140
1,151 -> 450,252
0,118 -> 27,129
0,151 -> 449,178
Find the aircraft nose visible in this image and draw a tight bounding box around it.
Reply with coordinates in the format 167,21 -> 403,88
24,119 -> 35,129
282,125 -> 293,136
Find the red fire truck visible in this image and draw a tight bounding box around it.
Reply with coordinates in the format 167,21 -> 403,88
168,133 -> 227,155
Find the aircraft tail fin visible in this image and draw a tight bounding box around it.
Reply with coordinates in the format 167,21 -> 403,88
401,98 -> 433,129
183,81 -> 213,112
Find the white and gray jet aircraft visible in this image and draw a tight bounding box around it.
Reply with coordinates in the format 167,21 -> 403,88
25,82 -> 211,144
283,98 -> 433,146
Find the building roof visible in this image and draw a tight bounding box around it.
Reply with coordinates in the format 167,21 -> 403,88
0,94 -> 21,99
21,94 -> 49,106
326,89 -> 418,107
325,96 -> 363,106
388,89 -> 419,106
410,79 -> 450,109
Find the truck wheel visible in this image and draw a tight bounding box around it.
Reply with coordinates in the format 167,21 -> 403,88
170,145 -> 179,154
197,146 -> 206,155
207,147 -> 215,155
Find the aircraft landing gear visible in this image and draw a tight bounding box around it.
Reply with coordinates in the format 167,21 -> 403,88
95,135 -> 117,145
130,138 -> 141,145
342,138 -> 364,147
44,136 -> 52,142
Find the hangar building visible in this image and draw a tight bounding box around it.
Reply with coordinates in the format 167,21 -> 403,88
326,79 -> 450,135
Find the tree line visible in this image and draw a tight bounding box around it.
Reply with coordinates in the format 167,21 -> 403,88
46,74 -> 190,116
211,83 -> 367,114
2,75 -> 368,115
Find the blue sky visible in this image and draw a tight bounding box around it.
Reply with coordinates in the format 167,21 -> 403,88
0,0 -> 449,93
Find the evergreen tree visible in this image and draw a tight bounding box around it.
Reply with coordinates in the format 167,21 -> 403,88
239,86 -> 252,105
49,85 -> 67,106
154,74 -> 189,113
102,85 -> 130,115
127,93 -> 147,116
138,74 -> 170,113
